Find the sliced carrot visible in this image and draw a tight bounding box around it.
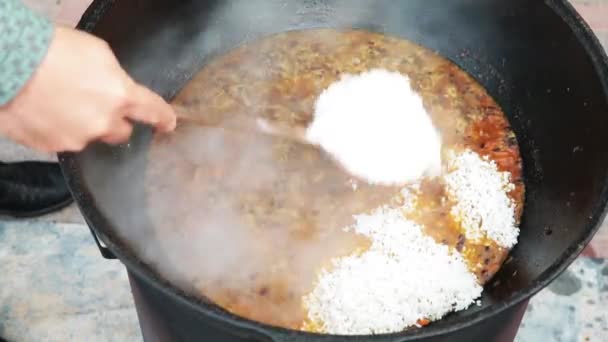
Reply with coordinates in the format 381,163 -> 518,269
417,318 -> 431,326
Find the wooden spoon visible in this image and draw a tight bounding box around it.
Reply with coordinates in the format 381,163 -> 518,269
172,105 -> 403,187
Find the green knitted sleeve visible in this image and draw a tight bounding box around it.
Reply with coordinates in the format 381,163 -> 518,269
0,0 -> 54,106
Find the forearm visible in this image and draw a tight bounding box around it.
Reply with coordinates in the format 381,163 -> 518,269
0,0 -> 54,106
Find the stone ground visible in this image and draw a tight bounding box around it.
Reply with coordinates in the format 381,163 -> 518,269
0,1 -> 607,341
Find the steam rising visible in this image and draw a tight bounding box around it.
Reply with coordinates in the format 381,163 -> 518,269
83,0 -> 430,328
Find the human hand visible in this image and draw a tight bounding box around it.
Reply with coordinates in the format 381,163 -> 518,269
0,26 -> 176,152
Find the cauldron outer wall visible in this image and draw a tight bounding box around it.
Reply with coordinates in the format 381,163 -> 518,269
59,0 -> 608,341
129,269 -> 529,342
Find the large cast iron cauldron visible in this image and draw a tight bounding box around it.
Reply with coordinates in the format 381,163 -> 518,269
58,0 -> 608,341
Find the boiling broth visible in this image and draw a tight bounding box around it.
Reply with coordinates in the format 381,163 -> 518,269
143,29 -> 524,330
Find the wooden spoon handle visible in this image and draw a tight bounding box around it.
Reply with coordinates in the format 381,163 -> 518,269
172,104 -> 311,145
255,118 -> 310,144
173,105 -> 216,126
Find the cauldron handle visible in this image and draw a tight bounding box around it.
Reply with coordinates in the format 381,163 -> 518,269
83,216 -> 116,259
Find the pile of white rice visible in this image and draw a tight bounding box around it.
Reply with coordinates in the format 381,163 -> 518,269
444,150 -> 519,248
303,148 -> 518,334
303,204 -> 482,335
301,69 -> 519,335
